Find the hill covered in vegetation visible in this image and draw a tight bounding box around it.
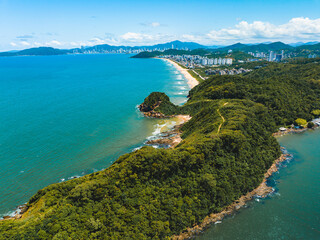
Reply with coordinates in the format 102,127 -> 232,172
0,59 -> 320,239
0,47 -> 68,57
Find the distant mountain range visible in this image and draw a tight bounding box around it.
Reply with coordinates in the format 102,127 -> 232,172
214,41 -> 293,52
0,40 -> 319,57
289,41 -> 319,47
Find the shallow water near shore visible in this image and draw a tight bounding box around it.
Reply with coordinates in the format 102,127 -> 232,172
0,54 -> 190,217
196,129 -> 320,239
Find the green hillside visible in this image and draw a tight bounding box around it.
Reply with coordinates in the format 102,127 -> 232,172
0,47 -> 68,57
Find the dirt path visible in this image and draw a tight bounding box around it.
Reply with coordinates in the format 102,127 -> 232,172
217,102 -> 228,134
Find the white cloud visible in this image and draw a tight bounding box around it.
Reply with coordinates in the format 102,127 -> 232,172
51,40 -> 62,45
6,17 -> 320,51
33,42 -> 42,46
180,34 -> 210,43
140,22 -> 164,28
207,17 -> 320,44
120,32 -> 173,44
151,22 -> 160,27
20,41 -> 30,46
88,37 -> 106,45
121,32 -> 148,41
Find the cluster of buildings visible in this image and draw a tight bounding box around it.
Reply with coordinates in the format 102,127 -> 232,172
268,50 -> 285,62
205,68 -> 252,76
160,55 -> 233,68
71,48 -> 144,54
71,43 -> 191,55
308,54 -> 317,58
248,50 -> 285,62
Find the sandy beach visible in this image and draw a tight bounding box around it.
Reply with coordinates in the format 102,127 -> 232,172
163,59 -> 199,89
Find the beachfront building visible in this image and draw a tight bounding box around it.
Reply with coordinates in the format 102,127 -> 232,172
160,54 -> 233,68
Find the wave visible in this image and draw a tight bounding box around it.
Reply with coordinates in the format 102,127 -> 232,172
68,175 -> 81,180
133,146 -> 142,152
0,203 -> 27,219
150,123 -> 167,137
178,86 -> 188,90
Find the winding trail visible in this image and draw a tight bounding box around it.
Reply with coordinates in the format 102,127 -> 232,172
217,102 -> 228,134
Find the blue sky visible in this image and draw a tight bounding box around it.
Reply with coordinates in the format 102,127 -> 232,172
0,0 -> 320,51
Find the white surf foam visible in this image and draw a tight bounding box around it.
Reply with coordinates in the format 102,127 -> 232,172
133,146 -> 142,152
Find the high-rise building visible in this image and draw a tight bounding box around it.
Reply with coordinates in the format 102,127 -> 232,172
268,51 -> 275,61
202,58 -> 208,65
275,54 -> 282,62
207,58 -> 214,65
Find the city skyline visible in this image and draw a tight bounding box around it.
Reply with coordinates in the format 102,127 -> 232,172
1,0 -> 320,51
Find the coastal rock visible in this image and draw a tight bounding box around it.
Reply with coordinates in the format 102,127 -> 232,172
140,110 -> 170,118
0,204 -> 28,221
19,204 -> 28,215
146,123 -> 184,148
138,92 -> 178,118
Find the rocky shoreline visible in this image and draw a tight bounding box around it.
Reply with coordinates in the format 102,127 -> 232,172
146,115 -> 191,148
273,124 -> 319,137
146,123 -> 184,148
272,127 -> 308,137
1,204 -> 28,221
171,152 -> 292,240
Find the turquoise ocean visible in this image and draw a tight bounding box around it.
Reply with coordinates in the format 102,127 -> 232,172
0,54 -> 190,217
1,54 -> 319,239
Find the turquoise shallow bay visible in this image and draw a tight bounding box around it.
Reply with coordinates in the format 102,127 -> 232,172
0,54 -> 189,217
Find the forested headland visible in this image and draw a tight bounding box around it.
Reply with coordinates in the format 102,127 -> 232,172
1,59 -> 320,239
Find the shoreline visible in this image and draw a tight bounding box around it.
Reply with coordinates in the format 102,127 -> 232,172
146,115 -> 191,148
171,152 -> 292,240
162,58 -> 199,89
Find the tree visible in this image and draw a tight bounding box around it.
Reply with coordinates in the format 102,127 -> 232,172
307,122 -> 315,128
295,118 -> 307,127
311,109 -> 320,117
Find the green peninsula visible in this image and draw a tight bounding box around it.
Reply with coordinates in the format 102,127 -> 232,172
1,59 -> 320,239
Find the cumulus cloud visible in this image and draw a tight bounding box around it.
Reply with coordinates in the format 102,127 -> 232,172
207,17 -> 320,43
88,37 -> 106,45
20,41 -> 30,46
6,17 -> 320,50
120,32 -> 173,44
121,32 -> 149,41
48,40 -> 62,46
